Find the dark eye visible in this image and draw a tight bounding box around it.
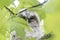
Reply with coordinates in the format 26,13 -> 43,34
30,16 -> 36,19
28,16 -> 35,23
13,35 -> 15,37
28,18 -> 31,23
28,16 -> 37,23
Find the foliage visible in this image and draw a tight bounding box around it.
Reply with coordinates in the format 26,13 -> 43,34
0,0 -> 60,40
0,0 -> 13,9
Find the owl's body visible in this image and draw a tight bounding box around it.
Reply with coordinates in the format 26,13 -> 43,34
17,9 -> 44,40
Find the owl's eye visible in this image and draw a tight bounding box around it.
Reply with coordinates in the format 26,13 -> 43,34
13,35 -> 15,37
30,16 -> 36,20
27,16 -> 35,23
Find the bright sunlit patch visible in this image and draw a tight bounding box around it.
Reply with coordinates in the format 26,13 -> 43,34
37,0 -> 45,3
14,0 -> 19,7
9,0 -> 19,8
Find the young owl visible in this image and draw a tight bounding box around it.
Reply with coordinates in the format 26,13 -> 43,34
17,9 -> 44,40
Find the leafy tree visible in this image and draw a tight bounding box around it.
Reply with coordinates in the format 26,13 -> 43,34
0,0 -> 60,40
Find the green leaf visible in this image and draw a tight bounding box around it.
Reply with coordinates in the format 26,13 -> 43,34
0,0 -> 13,9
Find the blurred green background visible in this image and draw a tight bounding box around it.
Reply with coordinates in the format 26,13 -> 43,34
0,0 -> 60,40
